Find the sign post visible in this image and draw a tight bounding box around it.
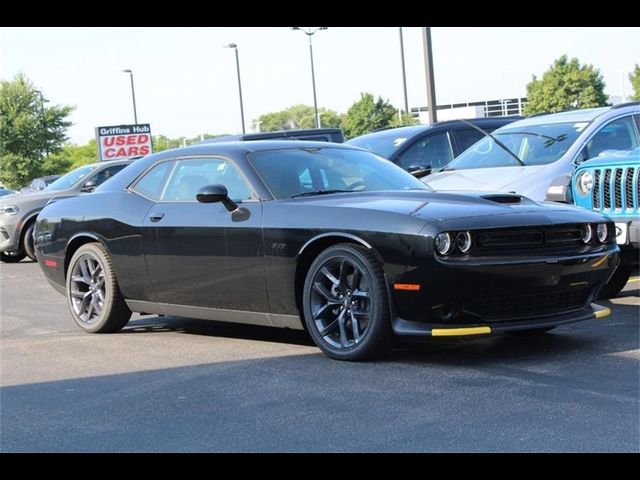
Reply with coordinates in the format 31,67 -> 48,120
95,124 -> 152,161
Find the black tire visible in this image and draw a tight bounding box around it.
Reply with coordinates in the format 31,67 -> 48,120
506,327 -> 555,336
66,242 -> 131,333
1,250 -> 26,263
597,266 -> 630,300
302,243 -> 393,361
22,223 -> 36,261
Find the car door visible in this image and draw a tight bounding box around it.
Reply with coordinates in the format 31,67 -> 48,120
138,156 -> 268,311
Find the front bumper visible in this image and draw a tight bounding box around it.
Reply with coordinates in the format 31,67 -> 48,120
388,246 -> 619,335
0,219 -> 20,252
392,302 -> 610,336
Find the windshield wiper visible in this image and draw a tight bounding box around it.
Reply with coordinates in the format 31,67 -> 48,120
290,189 -> 350,198
457,119 -> 526,167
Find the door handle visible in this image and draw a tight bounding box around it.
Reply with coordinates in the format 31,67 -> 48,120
149,213 -> 165,222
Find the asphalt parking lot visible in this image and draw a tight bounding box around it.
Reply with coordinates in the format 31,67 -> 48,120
1,260 -> 638,452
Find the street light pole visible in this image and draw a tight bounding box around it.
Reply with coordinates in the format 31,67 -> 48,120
421,27 -> 437,123
121,69 -> 138,124
224,43 -> 246,134
292,27 -> 327,129
399,27 -> 409,122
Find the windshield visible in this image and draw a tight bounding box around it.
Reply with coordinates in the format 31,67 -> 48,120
347,129 -> 415,158
446,121 -> 588,170
45,165 -> 94,191
249,147 -> 430,199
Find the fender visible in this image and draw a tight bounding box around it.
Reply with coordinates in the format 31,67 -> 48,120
298,231 -> 373,257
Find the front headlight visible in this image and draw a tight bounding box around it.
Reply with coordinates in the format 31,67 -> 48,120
577,171 -> 593,195
435,232 -> 453,255
580,224 -> 593,244
0,205 -> 19,216
596,223 -> 608,243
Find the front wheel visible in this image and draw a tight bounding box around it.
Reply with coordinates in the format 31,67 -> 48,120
302,244 -> 393,361
1,250 -> 26,263
22,223 -> 36,261
66,243 -> 132,333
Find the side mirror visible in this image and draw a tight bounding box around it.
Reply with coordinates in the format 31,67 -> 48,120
81,180 -> 97,193
196,184 -> 238,212
407,164 -> 432,178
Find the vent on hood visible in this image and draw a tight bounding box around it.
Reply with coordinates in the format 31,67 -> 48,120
481,194 -> 523,204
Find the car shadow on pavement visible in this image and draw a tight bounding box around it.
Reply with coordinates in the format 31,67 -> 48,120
117,295 -> 639,367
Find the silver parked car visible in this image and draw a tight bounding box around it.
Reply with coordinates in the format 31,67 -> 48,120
424,103 -> 640,200
0,159 -> 132,263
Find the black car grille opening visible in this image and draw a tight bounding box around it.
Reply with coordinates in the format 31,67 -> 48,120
591,166 -> 638,213
473,225 -> 585,253
466,285 -> 591,321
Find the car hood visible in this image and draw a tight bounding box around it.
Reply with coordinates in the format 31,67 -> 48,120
281,190 -> 603,227
424,164 -> 552,195
0,188 -> 74,209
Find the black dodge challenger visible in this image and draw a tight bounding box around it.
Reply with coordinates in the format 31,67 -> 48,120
34,141 -> 619,360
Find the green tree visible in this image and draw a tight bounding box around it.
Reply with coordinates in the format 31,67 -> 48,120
524,55 -> 608,115
0,73 -> 74,188
630,64 -> 640,101
340,93 -> 400,139
253,104 -> 342,132
48,139 -> 99,170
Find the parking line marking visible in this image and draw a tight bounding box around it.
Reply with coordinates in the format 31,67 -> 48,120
609,349 -> 640,359
627,277 -> 639,283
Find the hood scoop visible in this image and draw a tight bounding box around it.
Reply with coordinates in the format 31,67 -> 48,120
481,194 -> 524,204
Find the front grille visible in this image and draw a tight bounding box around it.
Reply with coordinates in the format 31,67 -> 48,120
603,169 -> 611,209
467,285 -> 591,321
474,225 -> 585,253
591,166 -> 638,214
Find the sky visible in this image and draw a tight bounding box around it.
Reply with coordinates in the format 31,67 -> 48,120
1,27 -> 639,144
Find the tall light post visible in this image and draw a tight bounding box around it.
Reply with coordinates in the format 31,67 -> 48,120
291,27 -> 327,128
224,43 -> 246,134
398,27 -> 409,122
421,27 -> 437,123
121,69 -> 138,124
35,90 -> 49,158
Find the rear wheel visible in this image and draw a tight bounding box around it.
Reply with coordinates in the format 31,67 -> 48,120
22,223 -> 36,261
1,250 -> 26,263
302,244 -> 393,361
66,243 -> 132,333
597,266 -> 630,300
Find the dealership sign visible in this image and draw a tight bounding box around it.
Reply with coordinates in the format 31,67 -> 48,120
95,124 -> 152,161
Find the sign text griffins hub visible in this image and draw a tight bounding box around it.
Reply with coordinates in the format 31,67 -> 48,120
95,124 -> 152,161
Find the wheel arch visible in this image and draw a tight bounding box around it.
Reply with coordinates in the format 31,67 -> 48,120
294,232 -> 384,311
64,233 -> 104,277
16,210 -> 41,245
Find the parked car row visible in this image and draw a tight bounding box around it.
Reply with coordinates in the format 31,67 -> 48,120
34,141 -> 618,361
3,103 -> 637,361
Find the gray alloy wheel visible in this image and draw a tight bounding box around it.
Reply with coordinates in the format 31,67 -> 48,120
302,243 -> 393,361
22,223 -> 36,261
0,250 -> 26,263
66,243 -> 131,333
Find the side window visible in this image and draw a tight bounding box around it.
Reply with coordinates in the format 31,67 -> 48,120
453,129 -> 488,153
132,161 -> 174,200
162,157 -> 252,202
88,164 -> 128,187
583,116 -> 639,160
397,132 -> 454,170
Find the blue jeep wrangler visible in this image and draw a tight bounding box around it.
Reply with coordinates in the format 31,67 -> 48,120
572,147 -> 639,298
